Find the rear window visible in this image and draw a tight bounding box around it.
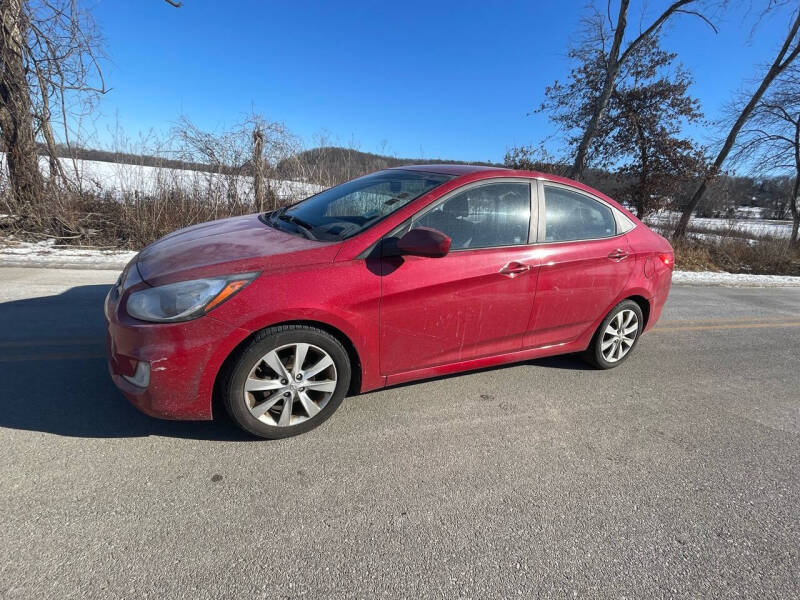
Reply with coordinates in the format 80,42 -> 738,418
543,186 -> 616,242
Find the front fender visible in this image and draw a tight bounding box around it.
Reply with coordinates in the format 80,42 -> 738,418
207,260 -> 383,392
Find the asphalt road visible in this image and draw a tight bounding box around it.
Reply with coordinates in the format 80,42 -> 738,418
1,267 -> 798,599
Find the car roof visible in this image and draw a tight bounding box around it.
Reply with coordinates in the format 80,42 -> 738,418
390,164 -> 508,176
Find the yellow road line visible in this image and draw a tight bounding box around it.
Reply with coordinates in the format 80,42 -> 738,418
658,316 -> 794,325
0,338 -> 100,349
0,352 -> 106,362
653,321 -> 800,333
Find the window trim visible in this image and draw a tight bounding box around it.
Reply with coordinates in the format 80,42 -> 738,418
361,177 -> 636,259
393,178 -> 539,253
537,180 -> 634,245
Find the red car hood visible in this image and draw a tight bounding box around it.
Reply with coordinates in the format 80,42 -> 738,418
136,213 -> 339,283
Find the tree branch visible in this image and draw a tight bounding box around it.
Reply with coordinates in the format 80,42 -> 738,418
619,0 -> 697,65
674,9 -> 719,34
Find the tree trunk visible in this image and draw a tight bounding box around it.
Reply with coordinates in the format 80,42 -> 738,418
34,61 -> 67,188
634,119 -> 648,219
0,0 -> 45,210
635,172 -> 648,219
569,0 -> 628,182
792,114 -> 800,248
790,175 -> 799,247
252,127 -> 264,212
674,10 -> 800,239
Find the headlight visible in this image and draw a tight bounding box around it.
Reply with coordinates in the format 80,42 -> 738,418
126,272 -> 258,323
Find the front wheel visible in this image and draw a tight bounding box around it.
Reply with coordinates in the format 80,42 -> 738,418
221,325 -> 351,439
582,300 -> 643,369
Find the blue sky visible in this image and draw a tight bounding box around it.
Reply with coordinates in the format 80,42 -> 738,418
88,0 -> 793,163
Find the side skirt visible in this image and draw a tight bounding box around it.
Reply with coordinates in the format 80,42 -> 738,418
384,338 -> 590,387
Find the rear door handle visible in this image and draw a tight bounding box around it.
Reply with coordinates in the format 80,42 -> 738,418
499,261 -> 531,276
607,249 -> 629,261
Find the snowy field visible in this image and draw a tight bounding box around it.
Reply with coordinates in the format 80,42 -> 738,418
0,154 -> 323,203
646,211 -> 794,240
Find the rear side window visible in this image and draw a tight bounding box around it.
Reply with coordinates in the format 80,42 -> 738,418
543,186 -> 616,242
411,182 -> 530,250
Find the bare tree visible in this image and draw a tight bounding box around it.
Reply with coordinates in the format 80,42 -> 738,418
540,0 -> 715,182
172,113 -> 300,210
1,0 -> 179,219
674,6 -> 800,239
729,65 -> 800,245
0,0 -> 105,221
0,0 -> 45,209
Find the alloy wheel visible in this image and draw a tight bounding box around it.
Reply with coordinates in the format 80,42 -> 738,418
600,309 -> 639,363
243,343 -> 337,427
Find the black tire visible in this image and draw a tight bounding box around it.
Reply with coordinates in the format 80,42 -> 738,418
221,325 -> 351,439
582,300 -> 644,369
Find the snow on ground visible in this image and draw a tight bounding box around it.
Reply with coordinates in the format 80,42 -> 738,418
0,239 -> 136,270
0,154 -> 323,202
2,239 -> 800,286
671,271 -> 800,287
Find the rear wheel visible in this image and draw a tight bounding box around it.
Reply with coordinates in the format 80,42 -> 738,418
582,300 -> 643,369
222,325 -> 351,439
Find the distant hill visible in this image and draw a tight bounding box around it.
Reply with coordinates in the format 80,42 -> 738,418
276,147 -> 500,182
44,144 -> 500,180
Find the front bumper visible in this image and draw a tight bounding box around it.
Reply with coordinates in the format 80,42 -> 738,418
105,280 -> 250,420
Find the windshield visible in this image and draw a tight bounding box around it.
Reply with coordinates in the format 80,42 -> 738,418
266,169 -> 453,241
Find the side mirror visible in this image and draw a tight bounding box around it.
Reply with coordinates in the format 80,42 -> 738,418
395,227 -> 451,258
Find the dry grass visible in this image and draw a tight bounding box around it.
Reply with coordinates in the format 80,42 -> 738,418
1,186 -> 284,250
672,236 -> 800,276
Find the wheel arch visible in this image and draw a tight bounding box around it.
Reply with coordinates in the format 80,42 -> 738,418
212,319 -> 364,419
624,294 -> 651,329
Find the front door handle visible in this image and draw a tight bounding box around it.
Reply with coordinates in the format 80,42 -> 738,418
499,261 -> 531,276
607,249 -> 629,261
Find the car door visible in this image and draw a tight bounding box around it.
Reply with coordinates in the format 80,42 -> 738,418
380,180 -> 540,376
524,182 -> 636,349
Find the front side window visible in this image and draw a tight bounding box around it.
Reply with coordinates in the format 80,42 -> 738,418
270,170 -> 453,241
410,182 -> 531,250
543,186 -> 616,242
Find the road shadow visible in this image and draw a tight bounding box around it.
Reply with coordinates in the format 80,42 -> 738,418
529,354 -> 594,371
373,351 -> 594,396
0,284 -> 595,439
0,284 -> 252,441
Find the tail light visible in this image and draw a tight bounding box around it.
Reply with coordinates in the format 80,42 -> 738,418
658,253 -> 674,268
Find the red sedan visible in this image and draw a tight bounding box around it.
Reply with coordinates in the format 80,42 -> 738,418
105,165 -> 674,438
